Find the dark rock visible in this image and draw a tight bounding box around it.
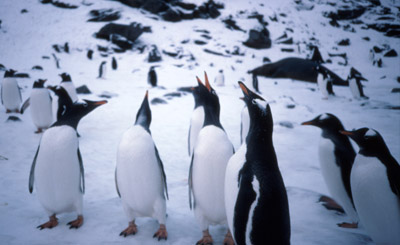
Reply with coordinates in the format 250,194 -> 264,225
372,46 -> 384,53
76,85 -> 91,94
397,77 -> 400,83
40,0 -> 78,9
181,39 -> 190,44
161,8 -> 181,22
176,2 -> 196,10
14,73 -> 30,78
263,57 -> 271,63
325,7 -> 365,20
97,45 -> 109,52
87,49 -> 93,59
362,36 -> 370,41
52,44 -> 61,53
42,56 -> 50,59
96,22 -> 145,44
368,23 -> 400,38
21,9 -> 28,13
229,46 -> 244,56
6,116 -> 21,122
311,46 -> 324,63
391,88 -> 400,93
386,29 -> 400,38
338,39 -> 350,46
98,91 -> 118,98
32,66 -> 43,70
64,42 -> 69,53
243,28 -> 271,49
88,9 -> 121,22
194,40 -> 207,45
111,34 -> 134,50
112,57 -> 117,70
148,45 -> 162,62
248,12 -> 268,26
194,29 -> 210,34
281,48 -> 294,52
201,34 -> 212,40
277,37 -> 293,45
164,92 -> 182,97
0,64 -> 5,71
222,16 -> 245,32
286,104 -> 296,109
151,97 -> 167,105
142,0 -> 168,14
384,49 -> 397,57
279,121 -> 294,128
275,32 -> 287,42
177,87 -> 193,93
329,17 -> 340,27
203,48 -> 230,57
162,49 -> 179,58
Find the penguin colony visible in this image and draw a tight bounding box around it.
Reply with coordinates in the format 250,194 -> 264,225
1,67 -> 399,245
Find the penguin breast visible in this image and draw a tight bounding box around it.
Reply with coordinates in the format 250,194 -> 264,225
30,89 -> 53,128
1,77 -> 21,110
189,106 -> 204,156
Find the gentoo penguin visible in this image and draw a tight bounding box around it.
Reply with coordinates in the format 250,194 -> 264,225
98,61 -> 107,79
315,65 -> 334,99
188,85 -> 204,156
29,98 -> 107,229
225,82 -> 290,245
21,79 -> 53,133
341,128 -> 400,244
252,73 -> 259,93
214,69 -> 225,86
112,57 -> 117,70
302,114 -> 358,228
1,69 -> 22,113
116,91 -> 168,240
240,91 -> 265,145
148,66 -> 157,87
59,73 -> 78,102
87,49 -> 93,60
348,67 -> 368,100
188,72 -> 235,245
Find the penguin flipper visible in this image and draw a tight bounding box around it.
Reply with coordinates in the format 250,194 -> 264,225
77,148 -> 85,194
29,146 -> 40,193
115,168 -> 121,198
188,154 -> 195,210
20,98 -> 30,114
1,86 -> 3,105
18,86 -> 22,103
154,146 -> 168,200
387,159 -> 400,197
188,125 -> 191,156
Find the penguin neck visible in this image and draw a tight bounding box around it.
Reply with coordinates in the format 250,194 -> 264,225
52,115 -> 81,130
203,104 -> 222,129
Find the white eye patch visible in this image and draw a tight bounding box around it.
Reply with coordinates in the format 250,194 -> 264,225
320,113 -> 329,120
365,129 -> 377,137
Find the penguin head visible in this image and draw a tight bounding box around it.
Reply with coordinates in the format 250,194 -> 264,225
301,113 -> 345,134
238,81 -> 273,134
4,69 -> 17,77
48,86 -> 74,117
59,73 -> 72,82
340,128 -> 389,156
62,99 -> 107,129
348,67 -> 368,81
196,71 -> 219,110
135,90 -> 152,130
33,79 -> 47,88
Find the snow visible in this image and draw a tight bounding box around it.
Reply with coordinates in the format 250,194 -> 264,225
0,0 -> 399,244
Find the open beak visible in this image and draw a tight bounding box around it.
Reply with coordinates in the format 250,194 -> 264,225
339,130 -> 353,136
83,99 -> 108,106
204,71 -> 211,92
238,82 -> 249,96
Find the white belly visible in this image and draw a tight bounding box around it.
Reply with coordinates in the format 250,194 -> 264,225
1,77 -> 21,111
61,82 -> 78,102
225,143 -> 246,237
30,89 -> 53,129
189,107 -> 204,156
319,137 -> 358,222
351,155 -> 400,244
240,106 -> 249,144
35,126 -> 82,215
317,74 -> 328,98
192,126 -> 233,226
349,78 -> 360,100
116,126 -> 165,218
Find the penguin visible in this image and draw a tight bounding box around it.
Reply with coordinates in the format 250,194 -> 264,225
225,82 -> 290,244
347,67 -> 368,100
98,61 -> 107,79
252,73 -> 259,93
116,91 -> 168,240
315,65 -> 334,99
148,66 -> 157,87
301,113 -> 358,228
311,46 -> 324,64
64,42 -> 69,53
59,73 -> 78,102
240,91 -> 265,145
21,79 -> 53,133
87,49 -> 93,60
188,72 -> 235,245
1,69 -> 22,113
112,57 -> 117,70
214,69 -> 225,86
188,85 -> 204,156
29,98 -> 107,229
341,128 -> 400,244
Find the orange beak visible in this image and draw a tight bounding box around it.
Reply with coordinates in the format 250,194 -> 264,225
239,82 -> 249,96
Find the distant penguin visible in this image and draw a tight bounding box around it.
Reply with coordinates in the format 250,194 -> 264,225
1,69 -> 22,113
59,73 -> 78,102
302,113 -> 359,228
341,128 -> 400,244
22,79 -> 53,133
225,82 -> 290,244
64,42 -> 69,53
148,66 -> 157,87
98,61 -> 107,79
87,49 -> 93,60
112,57 -> 117,70
116,91 -> 168,240
29,98 -> 107,229
252,73 -> 260,93
214,69 -> 225,86
348,67 -> 368,100
188,85 -> 204,156
311,46 -> 324,64
315,65 -> 334,99
188,72 -> 235,245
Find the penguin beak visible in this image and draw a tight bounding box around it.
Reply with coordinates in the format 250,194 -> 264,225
144,90 -> 149,99
83,99 -> 108,106
239,97 -> 244,101
239,82 -> 249,96
339,130 -> 354,136
301,119 -> 315,126
196,76 -> 205,87
204,71 -> 211,92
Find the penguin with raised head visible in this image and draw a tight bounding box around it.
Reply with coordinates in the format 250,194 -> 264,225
348,67 -> 368,100
29,97 -> 107,229
315,65 -> 334,99
1,69 -> 22,113
341,128 -> 400,244
116,91 -> 168,240
59,73 -> 78,102
302,114 -> 358,228
225,82 -> 290,244
148,66 -> 157,87
188,72 -> 235,245
240,91 -> 265,145
214,69 -> 225,87
98,61 -> 107,79
188,85 -> 204,156
21,79 -> 53,133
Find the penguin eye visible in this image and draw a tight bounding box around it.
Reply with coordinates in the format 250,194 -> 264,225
252,99 -> 257,105
212,90 -> 216,95
83,103 -> 88,108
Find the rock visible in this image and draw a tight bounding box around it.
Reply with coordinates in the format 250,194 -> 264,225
96,22 -> 145,44
164,92 -> 182,97
310,46 -> 324,63
177,87 -> 193,93
14,73 -> 30,78
279,121 -> 294,129
281,48 -> 294,52
286,104 -> 296,109
151,97 -> 167,105
384,49 -> 397,57
111,34 -> 133,50
362,36 -> 370,41
76,85 -> 91,94
148,45 -> 162,62
325,7 -> 366,20
142,0 -> 168,14
338,39 -> 350,46
98,91 -> 118,98
222,15 -> 245,32
32,66 -> 43,70
391,88 -> 400,93
21,9 -> 28,14
40,0 -> 78,9
397,77 -> 400,83
277,37 -> 293,45
367,23 -> 400,38
203,48 -> 230,57
194,40 -> 207,45
161,8 -> 181,22
6,116 -> 21,122
88,9 -> 121,22
243,28 -> 271,49
201,34 -> 212,40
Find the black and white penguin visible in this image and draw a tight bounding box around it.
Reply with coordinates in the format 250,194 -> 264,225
225,82 -> 290,245
214,69 -> 225,87
21,79 -> 53,133
98,61 -> 107,79
302,113 -> 358,228
189,72 -> 235,245
347,67 -> 368,100
341,128 -> 400,244
29,98 -> 107,229
315,65 -> 334,99
112,57 -> 117,70
1,69 -> 22,113
116,91 -> 168,240
148,66 -> 157,87
59,73 -> 78,102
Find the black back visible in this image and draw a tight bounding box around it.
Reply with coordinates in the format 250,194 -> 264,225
234,82 -> 290,245
135,91 -> 151,132
33,79 -> 46,88
112,57 -> 117,70
148,66 -> 157,87
60,72 -> 72,82
4,69 -> 17,77
49,86 -> 73,121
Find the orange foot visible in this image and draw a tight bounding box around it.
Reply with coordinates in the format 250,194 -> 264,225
153,224 -> 167,241
319,195 -> 344,213
120,221 -> 137,237
223,230 -> 234,245
6,109 -> 11,113
197,230 -> 213,245
67,215 -> 84,229
37,214 -> 58,230
338,222 -> 358,229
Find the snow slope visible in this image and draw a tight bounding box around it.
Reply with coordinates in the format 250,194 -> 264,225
0,0 -> 399,244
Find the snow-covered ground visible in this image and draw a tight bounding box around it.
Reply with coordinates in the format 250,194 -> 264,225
0,0 -> 399,244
